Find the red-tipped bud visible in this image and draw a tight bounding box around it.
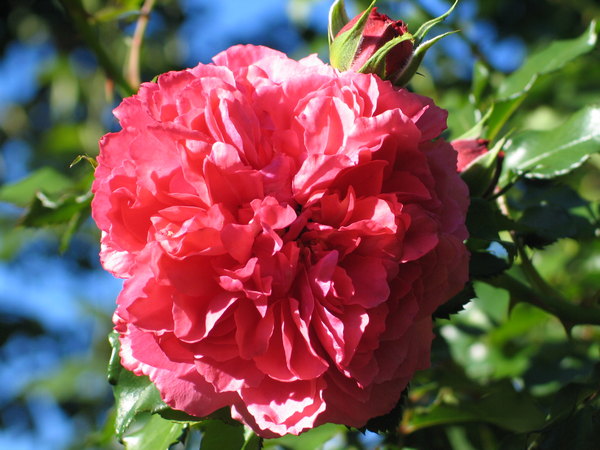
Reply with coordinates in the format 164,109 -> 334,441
335,8 -> 413,79
452,139 -> 490,172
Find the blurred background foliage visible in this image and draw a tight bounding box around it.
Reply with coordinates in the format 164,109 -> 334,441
0,0 -> 598,449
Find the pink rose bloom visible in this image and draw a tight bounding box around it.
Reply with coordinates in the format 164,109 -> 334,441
92,45 -> 469,437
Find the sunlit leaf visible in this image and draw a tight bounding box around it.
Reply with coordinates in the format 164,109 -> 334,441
503,106 -> 600,181
113,370 -> 166,438
486,22 -> 597,141
121,413 -> 184,450
264,423 -> 344,449
497,21 -> 598,100
107,330 -> 122,385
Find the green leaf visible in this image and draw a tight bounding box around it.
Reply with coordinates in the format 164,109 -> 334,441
468,239 -> 516,278
242,427 -> 263,450
93,1 -> 144,23
470,382 -> 547,433
21,190 -> 92,227
198,420 -> 245,450
497,21 -> 598,100
406,404 -> 479,432
121,413 -> 184,450
434,282 -> 477,320
17,171 -> 93,251
42,123 -> 82,155
59,206 -> 88,252
107,330 -> 122,385
407,381 -> 546,433
485,96 -> 524,142
466,198 -> 515,240
470,60 -> 490,106
536,397 -> 600,450
455,106 -> 493,141
0,168 -> 73,207
109,334 -> 243,439
327,0 -> 349,44
264,423 -> 344,449
113,368 -> 166,437
503,106 -> 600,181
508,180 -> 589,210
544,383 -> 597,426
486,22 -> 598,140
157,408 -> 206,423
517,205 -> 594,248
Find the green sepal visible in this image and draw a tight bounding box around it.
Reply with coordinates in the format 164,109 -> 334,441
394,30 -> 457,86
413,0 -> 458,44
329,0 -> 377,70
357,33 -> 414,78
460,137 -> 505,197
391,0 -> 457,85
327,0 -> 350,45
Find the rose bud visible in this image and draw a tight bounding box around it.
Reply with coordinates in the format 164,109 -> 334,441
329,0 -> 459,86
452,138 -> 490,172
453,138 -> 506,197
331,7 -> 413,80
